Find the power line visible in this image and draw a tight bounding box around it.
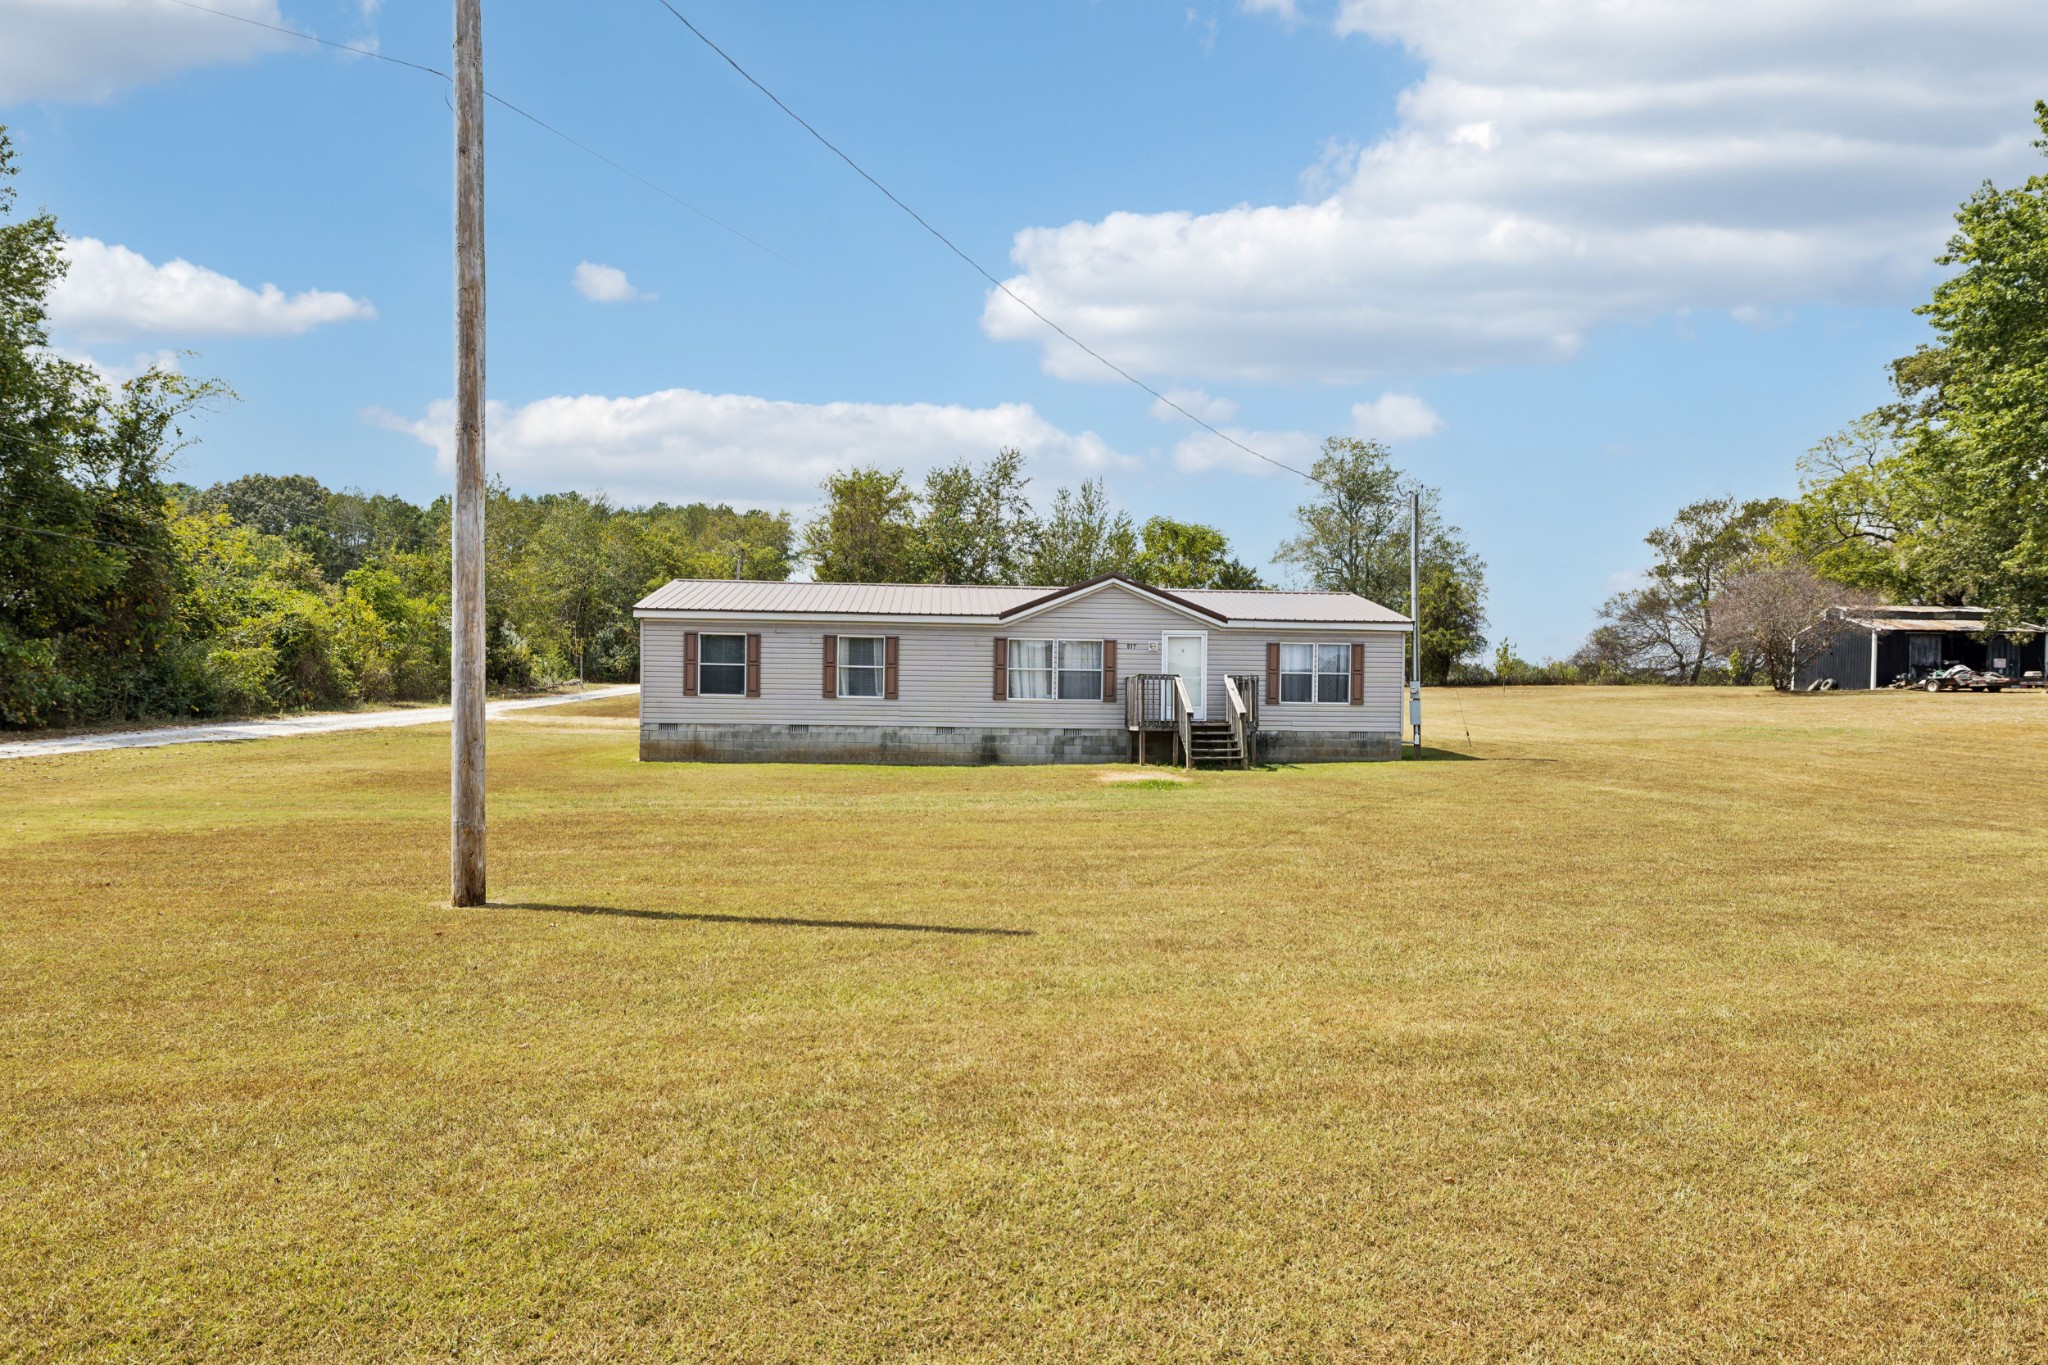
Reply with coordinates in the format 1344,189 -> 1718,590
165,0 -> 1325,488
479,94 -> 809,277
159,0 -> 800,272
160,0 -> 448,78
643,0 -> 1323,488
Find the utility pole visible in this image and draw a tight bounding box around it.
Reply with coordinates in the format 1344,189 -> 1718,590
1409,489 -> 1422,755
450,0 -> 487,906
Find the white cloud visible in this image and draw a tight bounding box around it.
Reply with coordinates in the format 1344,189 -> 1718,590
47,238 -> 375,342
1350,392 -> 1441,440
572,262 -> 652,304
1149,388 -> 1239,424
0,0 -> 287,103
1299,137 -> 1361,197
1169,424 -> 1323,477
984,0 -> 2048,383
1239,0 -> 1301,23
368,387 -> 1134,508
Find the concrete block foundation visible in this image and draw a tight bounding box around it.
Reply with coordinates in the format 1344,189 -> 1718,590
639,721 -> 1400,765
640,722 -> 1128,766
1254,729 -> 1402,764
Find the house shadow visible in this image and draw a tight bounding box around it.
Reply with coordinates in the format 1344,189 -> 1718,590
497,902 -> 1034,938
1247,746 -> 1485,770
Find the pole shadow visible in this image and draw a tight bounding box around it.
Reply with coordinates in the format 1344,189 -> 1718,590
497,902 -> 1034,938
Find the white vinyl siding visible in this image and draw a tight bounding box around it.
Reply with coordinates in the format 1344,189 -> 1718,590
642,587 -> 1402,732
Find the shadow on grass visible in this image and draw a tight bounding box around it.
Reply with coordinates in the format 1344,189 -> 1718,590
1246,747 -> 1489,771
499,902 -> 1034,938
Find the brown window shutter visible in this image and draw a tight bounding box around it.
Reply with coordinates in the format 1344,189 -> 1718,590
823,634 -> 838,698
1265,642 -> 1280,704
1350,641 -> 1365,705
993,637 -> 1008,700
746,633 -> 762,698
884,635 -> 899,700
1101,639 -> 1117,702
683,630 -> 698,697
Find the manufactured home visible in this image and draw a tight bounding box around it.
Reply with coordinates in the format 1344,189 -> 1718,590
633,574 -> 1410,765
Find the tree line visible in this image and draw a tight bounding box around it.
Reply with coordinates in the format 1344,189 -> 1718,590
2,125 -> 1489,728
791,438 -> 1489,684
1561,102 -> 2048,690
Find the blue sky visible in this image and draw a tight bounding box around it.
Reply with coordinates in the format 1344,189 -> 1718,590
6,0 -> 2043,657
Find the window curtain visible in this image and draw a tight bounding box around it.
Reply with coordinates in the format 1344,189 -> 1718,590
1056,640 -> 1103,699
1008,640 -> 1054,699
1279,643 -> 1314,702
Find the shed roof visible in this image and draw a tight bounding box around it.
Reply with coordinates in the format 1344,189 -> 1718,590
634,574 -> 1407,626
1837,604 -> 2044,634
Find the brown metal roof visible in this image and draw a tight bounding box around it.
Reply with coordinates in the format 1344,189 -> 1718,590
1175,588 -> 1408,624
634,575 -> 1407,625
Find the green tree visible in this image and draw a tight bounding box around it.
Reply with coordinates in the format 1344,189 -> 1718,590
0,127 -> 224,726
1768,417 -> 1920,598
1274,436 -> 1488,675
912,447 -> 1037,584
801,466 -> 918,583
1028,478 -> 1138,585
325,489 -> 435,577
1273,437 -> 1409,600
638,501 -> 793,584
524,493 -> 635,683
1779,102 -> 2048,624
1131,517 -> 1263,589
1890,101 -> 2048,621
1417,557 -> 1485,685
192,473 -> 332,538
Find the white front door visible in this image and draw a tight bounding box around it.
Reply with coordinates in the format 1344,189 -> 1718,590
1163,632 -> 1206,721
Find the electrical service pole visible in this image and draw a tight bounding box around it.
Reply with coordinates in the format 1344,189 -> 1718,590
450,0 -> 487,906
1409,490 -> 1421,755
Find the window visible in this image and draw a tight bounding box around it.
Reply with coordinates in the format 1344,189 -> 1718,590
1007,640 -> 1053,699
1317,643 -> 1350,704
838,636 -> 885,698
1057,640 -> 1103,699
699,633 -> 746,695
1279,642 -> 1351,703
1006,640 -> 1104,700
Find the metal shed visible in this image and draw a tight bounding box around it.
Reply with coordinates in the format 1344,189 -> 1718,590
1797,605 -> 2046,690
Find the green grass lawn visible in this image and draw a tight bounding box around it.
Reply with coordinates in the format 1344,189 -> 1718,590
4,688 -> 2046,1361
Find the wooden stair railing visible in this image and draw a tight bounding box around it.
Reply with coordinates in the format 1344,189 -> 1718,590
1172,675 -> 1194,772
1222,675 -> 1251,771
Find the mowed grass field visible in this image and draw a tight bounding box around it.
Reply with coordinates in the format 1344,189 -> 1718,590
4,688 -> 2047,1362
